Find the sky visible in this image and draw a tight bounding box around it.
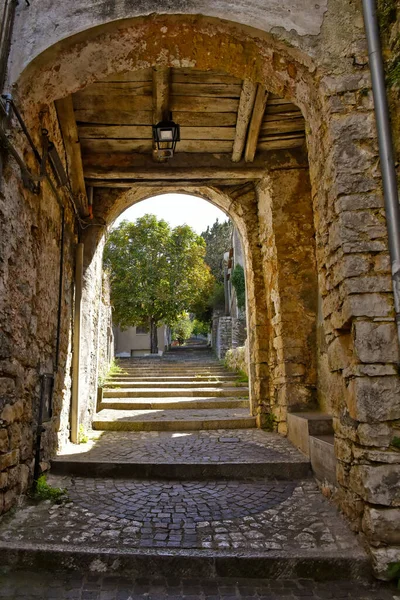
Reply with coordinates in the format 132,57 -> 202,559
114,193 -> 229,234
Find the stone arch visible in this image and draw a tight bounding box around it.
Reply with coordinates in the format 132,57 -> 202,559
11,14 -> 326,424
79,183 -> 275,427
2,7 -> 399,571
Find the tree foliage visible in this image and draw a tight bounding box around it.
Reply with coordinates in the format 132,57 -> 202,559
231,264 -> 246,310
104,215 -> 214,352
201,218 -> 233,283
171,313 -> 193,345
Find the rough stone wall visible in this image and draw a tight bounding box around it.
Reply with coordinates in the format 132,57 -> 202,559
1,0 -> 400,575
256,169 -> 319,433
97,274 -> 114,386
231,317 -> 246,348
225,345 -> 248,375
215,317 -> 232,360
0,108 -> 76,514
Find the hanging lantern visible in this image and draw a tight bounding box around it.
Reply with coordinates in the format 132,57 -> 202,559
152,118 -> 180,158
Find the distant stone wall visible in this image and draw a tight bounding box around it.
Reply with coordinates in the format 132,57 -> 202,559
232,317 -> 246,348
215,317 -> 232,360
225,345 -> 248,375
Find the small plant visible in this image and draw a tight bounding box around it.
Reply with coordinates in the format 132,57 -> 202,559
231,264 -> 246,311
391,436 -> 400,450
79,424 -> 89,444
387,561 -> 400,588
32,475 -> 67,503
98,358 -> 123,388
235,370 -> 249,384
263,412 -> 277,432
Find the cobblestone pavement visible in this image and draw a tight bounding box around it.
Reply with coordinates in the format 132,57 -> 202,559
0,572 -> 398,599
0,477 -> 363,554
94,408 -> 252,422
56,430 -> 307,464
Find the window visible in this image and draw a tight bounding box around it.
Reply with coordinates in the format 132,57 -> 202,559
136,325 -> 149,335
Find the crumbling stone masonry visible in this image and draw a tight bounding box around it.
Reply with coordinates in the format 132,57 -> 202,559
0,0 -> 399,578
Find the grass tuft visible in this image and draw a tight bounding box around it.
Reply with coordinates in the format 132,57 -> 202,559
32,475 -> 67,503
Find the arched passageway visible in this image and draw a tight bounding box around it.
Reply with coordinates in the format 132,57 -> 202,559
0,7 -> 399,576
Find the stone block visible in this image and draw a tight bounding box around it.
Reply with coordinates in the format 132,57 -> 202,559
353,321 -> 399,363
369,546 -> 400,581
0,472 -> 7,489
362,505 -> 400,546
3,488 -> 17,513
353,447 -> 400,464
0,449 -> 19,471
335,194 -> 383,212
327,335 -> 351,372
334,437 -> 352,463
0,377 -> 15,395
287,412 -> 333,456
0,429 -> 8,453
357,423 -> 392,447
343,364 -> 397,377
19,463 -> 30,493
347,294 -> 393,319
339,210 -> 386,243
347,376 -> 400,422
349,464 -> 400,506
345,275 -> 392,294
310,435 -> 337,485
9,422 -> 22,449
0,400 -> 24,424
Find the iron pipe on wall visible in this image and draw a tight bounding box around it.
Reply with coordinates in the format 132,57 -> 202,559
362,0 -> 400,345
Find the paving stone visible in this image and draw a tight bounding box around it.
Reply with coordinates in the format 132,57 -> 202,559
0,476 -> 364,555
54,429 -> 308,465
0,572 -> 397,599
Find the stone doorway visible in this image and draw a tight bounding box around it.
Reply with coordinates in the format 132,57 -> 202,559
1,7 -> 399,575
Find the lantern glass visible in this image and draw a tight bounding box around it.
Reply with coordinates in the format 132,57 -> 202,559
160,129 -> 173,141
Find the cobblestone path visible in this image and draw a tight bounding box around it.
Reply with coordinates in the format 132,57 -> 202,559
0,346 -> 392,598
0,572 -> 398,600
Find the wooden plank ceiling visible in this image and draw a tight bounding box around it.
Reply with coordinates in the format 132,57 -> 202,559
56,67 -> 306,199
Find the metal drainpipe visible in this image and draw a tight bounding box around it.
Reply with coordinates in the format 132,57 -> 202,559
362,0 -> 400,344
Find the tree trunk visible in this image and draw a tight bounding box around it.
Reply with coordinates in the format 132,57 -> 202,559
150,317 -> 158,354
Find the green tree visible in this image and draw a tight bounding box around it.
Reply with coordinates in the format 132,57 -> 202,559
201,218 -> 233,283
171,313 -> 193,345
231,264 -> 246,310
104,215 -> 214,353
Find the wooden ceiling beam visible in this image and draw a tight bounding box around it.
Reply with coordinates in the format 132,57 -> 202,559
245,85 -> 269,163
82,149 -> 308,171
55,95 -> 89,216
84,167 -> 266,180
86,179 -> 255,188
231,80 -> 257,163
152,66 -> 171,163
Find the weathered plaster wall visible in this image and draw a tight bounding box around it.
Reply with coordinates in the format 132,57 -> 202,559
7,0 -> 328,87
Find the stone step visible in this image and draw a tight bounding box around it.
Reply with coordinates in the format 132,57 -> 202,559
0,475 -> 369,581
92,408 -> 256,431
0,543 -> 369,581
100,397 -> 249,410
103,387 -> 249,398
104,381 -> 247,389
51,429 -> 312,480
117,368 -> 233,371
107,375 -> 238,381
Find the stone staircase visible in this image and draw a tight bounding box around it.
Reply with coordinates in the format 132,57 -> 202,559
0,344 -> 382,596
93,347 -> 255,431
